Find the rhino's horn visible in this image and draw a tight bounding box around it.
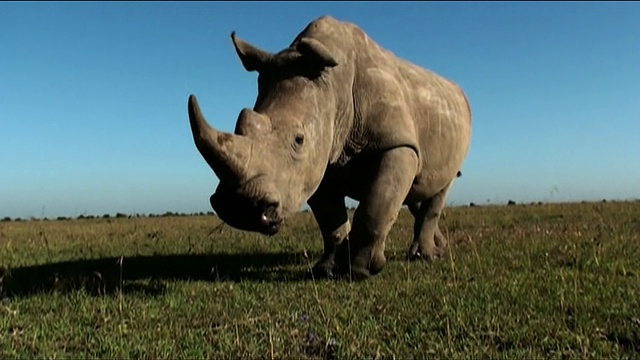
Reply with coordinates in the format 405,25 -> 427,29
231,31 -> 273,72
188,94 -> 251,183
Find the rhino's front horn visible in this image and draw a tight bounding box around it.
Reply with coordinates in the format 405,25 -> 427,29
188,94 -> 252,183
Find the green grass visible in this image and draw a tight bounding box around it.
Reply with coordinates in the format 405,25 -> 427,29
1,200 -> 639,359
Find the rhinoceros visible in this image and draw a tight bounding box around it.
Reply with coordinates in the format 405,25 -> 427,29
187,15 -> 472,280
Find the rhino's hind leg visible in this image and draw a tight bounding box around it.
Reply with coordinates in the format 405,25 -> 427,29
335,147 -> 419,280
407,182 -> 453,261
307,189 -> 350,279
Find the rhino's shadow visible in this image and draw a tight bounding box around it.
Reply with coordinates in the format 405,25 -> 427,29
0,252 -> 317,299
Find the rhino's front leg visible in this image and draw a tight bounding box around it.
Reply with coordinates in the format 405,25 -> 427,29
335,147 -> 419,280
307,191 -> 350,279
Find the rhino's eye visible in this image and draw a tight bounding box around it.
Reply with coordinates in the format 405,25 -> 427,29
295,134 -> 305,146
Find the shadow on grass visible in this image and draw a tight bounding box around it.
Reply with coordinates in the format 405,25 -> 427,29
0,252 -> 317,299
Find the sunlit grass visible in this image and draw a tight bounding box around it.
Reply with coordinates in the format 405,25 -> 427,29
1,200 -> 639,358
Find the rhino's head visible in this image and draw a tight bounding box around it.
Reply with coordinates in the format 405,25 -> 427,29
188,31 -> 340,236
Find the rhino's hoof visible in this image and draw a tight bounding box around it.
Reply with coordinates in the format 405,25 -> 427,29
348,265 -> 372,281
344,258 -> 384,281
369,251 -> 386,276
406,243 -> 443,262
331,264 -> 370,281
332,241 -> 386,281
407,251 -> 434,262
311,261 -> 335,279
334,252 -> 384,281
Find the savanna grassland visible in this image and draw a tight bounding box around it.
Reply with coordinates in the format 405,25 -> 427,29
1,200 -> 639,359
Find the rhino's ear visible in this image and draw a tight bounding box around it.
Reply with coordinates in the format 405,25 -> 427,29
231,31 -> 273,72
296,37 -> 338,69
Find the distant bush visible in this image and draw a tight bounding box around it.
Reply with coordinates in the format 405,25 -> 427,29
115,213 -> 128,219
102,214 -> 110,219
1,216 -> 11,222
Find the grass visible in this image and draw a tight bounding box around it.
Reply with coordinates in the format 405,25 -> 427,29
1,200 -> 639,359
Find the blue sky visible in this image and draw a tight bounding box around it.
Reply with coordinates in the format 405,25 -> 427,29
1,2 -> 638,219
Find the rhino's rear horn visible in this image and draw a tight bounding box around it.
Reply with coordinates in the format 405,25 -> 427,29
231,31 -> 274,73
296,37 -> 338,69
188,94 -> 253,183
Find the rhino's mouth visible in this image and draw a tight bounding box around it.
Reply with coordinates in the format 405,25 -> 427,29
210,189 -> 282,236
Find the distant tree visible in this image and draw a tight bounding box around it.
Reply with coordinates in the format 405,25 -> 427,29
507,200 -> 516,206
115,213 -> 127,218
1,217 -> 11,222
102,214 -> 110,219
14,218 -> 23,222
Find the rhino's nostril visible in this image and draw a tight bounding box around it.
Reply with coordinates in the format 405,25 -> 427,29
259,204 -> 280,235
260,213 -> 269,226
261,205 -> 279,225
259,205 -> 280,236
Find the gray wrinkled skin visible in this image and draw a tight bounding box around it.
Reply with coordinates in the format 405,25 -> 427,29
187,16 -> 472,280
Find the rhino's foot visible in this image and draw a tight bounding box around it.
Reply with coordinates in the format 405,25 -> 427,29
311,259 -> 335,279
333,261 -> 371,281
334,241 -> 386,281
407,242 -> 443,261
407,228 -> 448,262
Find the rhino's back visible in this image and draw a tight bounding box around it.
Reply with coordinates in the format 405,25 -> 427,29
347,24 -> 472,198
